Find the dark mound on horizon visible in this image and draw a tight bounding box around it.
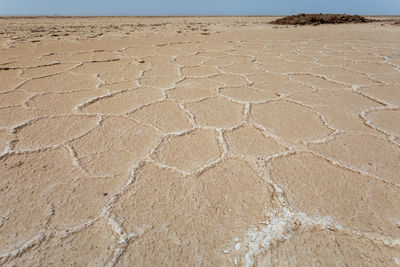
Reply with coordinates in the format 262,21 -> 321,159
271,13 -> 374,25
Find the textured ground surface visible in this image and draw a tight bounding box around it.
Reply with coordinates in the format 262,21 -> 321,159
1,17 -> 400,266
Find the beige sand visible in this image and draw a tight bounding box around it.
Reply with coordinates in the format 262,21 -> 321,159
1,16 -> 400,266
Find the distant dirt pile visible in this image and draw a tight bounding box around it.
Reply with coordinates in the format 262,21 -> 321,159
271,13 -> 373,25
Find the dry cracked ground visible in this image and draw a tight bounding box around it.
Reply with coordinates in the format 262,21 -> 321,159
1,17 -> 400,266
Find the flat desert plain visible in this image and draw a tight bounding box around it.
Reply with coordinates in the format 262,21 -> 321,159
1,16 -> 400,266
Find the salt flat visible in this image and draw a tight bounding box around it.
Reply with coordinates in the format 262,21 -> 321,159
1,16 -> 400,266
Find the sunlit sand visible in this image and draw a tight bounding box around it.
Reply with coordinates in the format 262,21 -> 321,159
1,16 -> 400,266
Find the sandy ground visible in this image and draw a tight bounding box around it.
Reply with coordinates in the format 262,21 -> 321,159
1,16 -> 400,266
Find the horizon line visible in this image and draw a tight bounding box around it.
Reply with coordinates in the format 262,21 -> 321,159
1,14 -> 399,17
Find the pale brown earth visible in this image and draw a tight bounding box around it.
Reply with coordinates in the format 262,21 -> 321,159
0,16 -> 400,266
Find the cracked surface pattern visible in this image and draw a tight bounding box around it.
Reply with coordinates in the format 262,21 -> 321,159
1,17 -> 400,266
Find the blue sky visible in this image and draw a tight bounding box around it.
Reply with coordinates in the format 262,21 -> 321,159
1,0 -> 399,16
